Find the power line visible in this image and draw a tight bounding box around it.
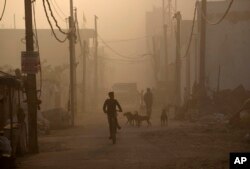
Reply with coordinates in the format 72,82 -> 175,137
0,0 -> 6,21
32,2 -> 39,51
198,0 -> 234,25
42,0 -> 68,43
50,0 -> 67,22
45,0 -> 68,35
100,56 -> 147,64
53,0 -> 67,18
99,36 -> 150,44
98,35 -> 146,60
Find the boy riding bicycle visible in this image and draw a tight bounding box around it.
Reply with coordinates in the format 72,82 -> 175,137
103,92 -> 123,139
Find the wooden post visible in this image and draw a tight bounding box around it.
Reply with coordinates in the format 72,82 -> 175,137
24,0 -> 38,153
199,0 -> 207,91
174,11 -> 182,106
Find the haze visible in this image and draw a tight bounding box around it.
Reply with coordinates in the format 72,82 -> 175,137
1,0 -> 197,39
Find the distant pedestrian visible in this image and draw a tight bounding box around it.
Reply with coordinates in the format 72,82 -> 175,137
144,88 -> 153,118
140,90 -> 144,106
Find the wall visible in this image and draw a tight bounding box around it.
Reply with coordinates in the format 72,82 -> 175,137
204,0 -> 250,90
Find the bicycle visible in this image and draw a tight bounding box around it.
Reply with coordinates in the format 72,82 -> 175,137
110,113 -> 117,144
109,110 -> 122,144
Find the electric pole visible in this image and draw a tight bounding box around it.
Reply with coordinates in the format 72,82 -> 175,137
163,24 -> 168,83
152,36 -> 158,82
168,0 -> 172,33
14,14 -> 16,29
186,52 -> 191,102
162,0 -> 169,102
82,41 -> 87,113
174,11 -> 181,106
74,8 -> 86,113
24,0 -> 38,153
199,0 -> 207,92
69,0 -> 77,126
94,15 -> 98,108
194,34 -> 198,83
197,0 -> 207,108
216,64 -> 221,93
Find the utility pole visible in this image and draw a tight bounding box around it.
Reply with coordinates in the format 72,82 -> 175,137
186,52 -> 191,101
69,0 -> 76,126
168,0 -> 172,33
94,15 -> 98,108
82,40 -> 87,113
174,11 -> 181,106
194,34 -> 198,83
216,64 -> 221,93
14,14 -> 16,29
199,0 -> 207,93
162,0 -> 168,102
24,0 -> 38,153
175,0 -> 177,13
74,8 -> 86,114
152,36 -> 158,82
163,24 -> 168,83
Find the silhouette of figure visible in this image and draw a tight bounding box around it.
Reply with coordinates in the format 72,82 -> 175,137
0,130 -> 12,169
103,92 -> 123,139
144,88 -> 153,118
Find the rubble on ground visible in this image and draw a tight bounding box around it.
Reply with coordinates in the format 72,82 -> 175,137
176,85 -> 250,128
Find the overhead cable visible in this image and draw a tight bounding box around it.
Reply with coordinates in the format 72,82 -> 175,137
42,0 -> 68,43
100,56 -> 147,64
99,36 -> 150,44
45,0 -> 68,34
50,0 -> 67,22
0,0 -> 6,21
98,35 -> 146,60
53,0 -> 67,18
32,2 -> 39,51
198,0 -> 234,25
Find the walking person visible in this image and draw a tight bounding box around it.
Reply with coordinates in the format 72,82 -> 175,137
144,88 -> 153,118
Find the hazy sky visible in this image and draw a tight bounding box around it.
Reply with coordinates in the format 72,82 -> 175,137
1,0 -> 198,39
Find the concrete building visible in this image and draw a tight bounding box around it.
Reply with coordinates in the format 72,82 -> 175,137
146,0 -> 250,105
145,7 -> 198,105
198,0 -> 250,91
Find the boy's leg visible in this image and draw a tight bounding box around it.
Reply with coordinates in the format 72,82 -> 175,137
107,114 -> 112,138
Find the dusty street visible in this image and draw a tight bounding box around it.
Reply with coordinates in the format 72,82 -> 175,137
17,112 -> 250,169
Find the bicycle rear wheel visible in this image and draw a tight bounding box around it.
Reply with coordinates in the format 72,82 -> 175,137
111,117 -> 116,144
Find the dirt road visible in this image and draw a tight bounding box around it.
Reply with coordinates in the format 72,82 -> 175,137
18,112 -> 250,169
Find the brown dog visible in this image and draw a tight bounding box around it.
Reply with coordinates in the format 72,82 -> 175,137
161,109 -> 168,126
123,112 -> 136,125
134,111 -> 151,127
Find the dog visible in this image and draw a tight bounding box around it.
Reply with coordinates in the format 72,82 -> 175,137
123,112 -> 136,125
134,111 -> 151,127
161,109 -> 168,126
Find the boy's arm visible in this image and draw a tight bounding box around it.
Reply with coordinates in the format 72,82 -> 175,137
116,100 -> 123,112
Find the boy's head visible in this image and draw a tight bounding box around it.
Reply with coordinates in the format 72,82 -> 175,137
108,92 -> 114,99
